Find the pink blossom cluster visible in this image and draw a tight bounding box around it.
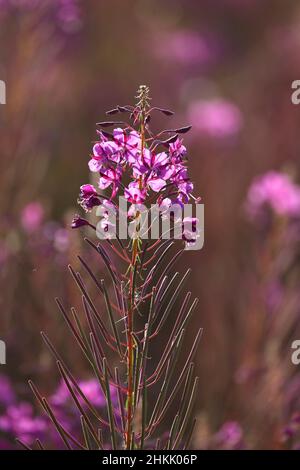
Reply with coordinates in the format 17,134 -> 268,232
0,374 -> 117,449
76,127 -> 196,222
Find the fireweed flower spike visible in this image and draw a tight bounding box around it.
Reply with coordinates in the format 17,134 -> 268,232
27,86 -> 202,451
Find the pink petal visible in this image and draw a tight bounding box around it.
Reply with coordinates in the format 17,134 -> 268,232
148,178 -> 166,192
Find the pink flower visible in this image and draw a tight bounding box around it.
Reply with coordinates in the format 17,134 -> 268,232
134,151 -> 174,192
113,128 -> 141,163
78,184 -> 101,211
78,379 -> 105,406
153,30 -> 217,67
169,138 -> 187,162
50,378 -> 116,408
125,182 -> 147,204
98,166 -> 122,197
80,184 -> 97,197
57,0 -> 82,33
89,140 -> 120,172
135,150 -> 168,174
0,402 -> 47,445
74,114 -> 199,227
246,171 -> 300,219
85,125 -> 196,206
21,202 -> 44,233
214,421 -> 244,450
147,177 -> 167,192
188,99 -> 243,138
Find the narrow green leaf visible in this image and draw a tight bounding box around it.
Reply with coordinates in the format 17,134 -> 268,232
103,357 -> 118,450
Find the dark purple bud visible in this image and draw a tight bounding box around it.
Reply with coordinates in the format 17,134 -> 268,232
78,185 -> 101,211
100,130 -> 114,139
161,134 -> 179,146
84,195 -> 101,209
97,121 -> 123,127
145,115 -> 151,124
152,107 -> 174,116
175,125 -> 192,134
71,215 -> 89,229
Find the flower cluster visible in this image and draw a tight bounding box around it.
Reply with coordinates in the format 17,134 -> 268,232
78,128 -> 195,213
0,374 -> 117,449
0,402 -> 47,448
72,89 -> 202,249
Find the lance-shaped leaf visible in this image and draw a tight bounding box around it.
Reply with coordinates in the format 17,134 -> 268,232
172,376 -> 199,449
101,279 -> 123,356
40,332 -> 109,426
149,328 -> 202,429
183,418 -> 197,450
151,107 -> 174,116
103,357 -> 118,450
56,360 -> 103,449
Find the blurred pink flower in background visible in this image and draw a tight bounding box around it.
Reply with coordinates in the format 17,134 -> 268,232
50,378 -> 117,409
0,402 -> 47,446
21,202 -> 44,234
246,171 -> 300,219
152,30 -> 219,67
0,375 -> 118,448
187,99 -> 243,138
0,0 -> 82,33
0,0 -> 9,11
213,421 -> 244,449
77,379 -> 112,408
57,0 -> 82,33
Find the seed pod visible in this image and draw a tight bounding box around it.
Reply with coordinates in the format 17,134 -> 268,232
152,107 -> 174,116
175,125 -> 192,134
